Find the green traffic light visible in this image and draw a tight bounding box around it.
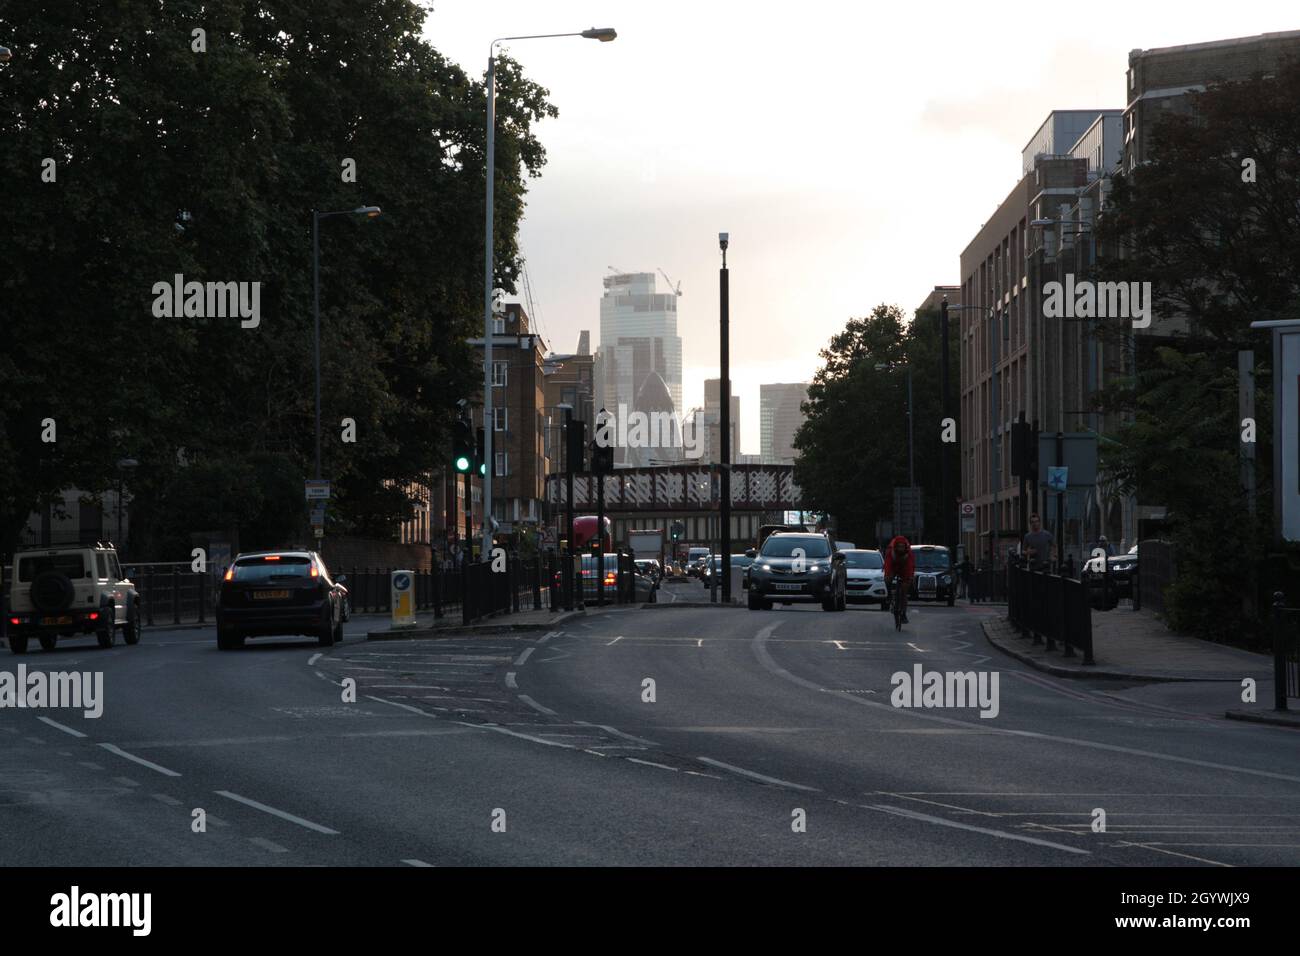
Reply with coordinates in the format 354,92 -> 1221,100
479,462 -> 486,476
455,455 -> 471,472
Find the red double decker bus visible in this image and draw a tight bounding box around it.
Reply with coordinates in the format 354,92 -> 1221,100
571,515 -> 612,552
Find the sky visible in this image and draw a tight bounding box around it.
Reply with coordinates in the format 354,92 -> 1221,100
424,0 -> 1298,454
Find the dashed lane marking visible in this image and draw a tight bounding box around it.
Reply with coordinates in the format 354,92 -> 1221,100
37,717 -> 87,739
514,647 -> 535,666
215,790 -> 340,835
517,694 -> 557,716
505,672 -> 518,689
696,756 -> 822,793
249,836 -> 290,854
99,743 -> 181,778
402,858 -> 435,867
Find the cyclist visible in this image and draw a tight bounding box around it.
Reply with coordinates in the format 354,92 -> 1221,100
883,535 -> 916,625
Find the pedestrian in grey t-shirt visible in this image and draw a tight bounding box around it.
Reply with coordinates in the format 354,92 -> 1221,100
1023,512 -> 1053,572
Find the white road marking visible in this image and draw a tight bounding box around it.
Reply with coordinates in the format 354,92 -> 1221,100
505,672 -> 518,689
114,776 -> 141,788
539,631 -> 561,643
151,793 -> 183,806
867,803 -> 1089,855
23,736 -> 44,745
308,652 -> 323,666
249,836 -> 290,854
606,635 -> 623,645
1113,841 -> 1231,866
37,716 -> 87,738
574,721 -> 660,746
517,694 -> 557,716
697,638 -> 703,647
402,858 -> 435,867
627,757 -> 679,772
752,625 -> 1300,786
830,640 -> 847,651
906,642 -> 928,653
696,756 -> 822,792
78,761 -> 105,771
99,743 -> 181,777
215,790 -> 340,835
456,721 -> 576,750
514,647 -> 535,666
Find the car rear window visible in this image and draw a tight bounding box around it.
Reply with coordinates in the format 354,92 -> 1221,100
844,551 -> 883,569
231,556 -> 313,582
17,554 -> 87,582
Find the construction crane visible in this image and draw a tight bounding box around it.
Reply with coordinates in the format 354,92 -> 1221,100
657,268 -> 683,296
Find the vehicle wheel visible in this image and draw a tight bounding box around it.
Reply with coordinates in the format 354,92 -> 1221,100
96,606 -> 117,649
216,626 -> 243,651
947,593 -> 955,607
821,592 -> 836,612
761,600 -> 772,610
341,597 -> 352,622
332,615 -> 344,644
747,591 -> 761,610
39,634 -> 57,652
318,610 -> 336,647
8,633 -> 29,654
122,605 -> 142,645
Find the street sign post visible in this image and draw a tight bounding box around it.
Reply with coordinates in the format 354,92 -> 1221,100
305,479 -> 331,501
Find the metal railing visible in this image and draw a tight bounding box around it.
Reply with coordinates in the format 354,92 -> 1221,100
1007,564 -> 1094,664
1271,594 -> 1300,711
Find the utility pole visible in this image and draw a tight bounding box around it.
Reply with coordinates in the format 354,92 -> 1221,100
940,297 -> 954,558
719,232 -> 732,604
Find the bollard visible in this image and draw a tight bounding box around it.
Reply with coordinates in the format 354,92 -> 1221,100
1274,592 -> 1289,712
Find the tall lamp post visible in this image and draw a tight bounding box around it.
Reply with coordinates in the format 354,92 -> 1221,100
718,232 -> 732,603
481,26 -> 616,562
312,205 -> 381,481
876,361 -> 915,534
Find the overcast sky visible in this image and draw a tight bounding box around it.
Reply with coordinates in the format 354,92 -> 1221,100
426,0 -> 1297,454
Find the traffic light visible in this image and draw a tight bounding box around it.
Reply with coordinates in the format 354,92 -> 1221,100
476,427 -> 487,476
452,418 -> 474,474
566,419 -> 587,473
591,437 -> 614,475
670,520 -> 684,542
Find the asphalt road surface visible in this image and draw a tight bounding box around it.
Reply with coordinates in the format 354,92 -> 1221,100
4,582 -> 1298,866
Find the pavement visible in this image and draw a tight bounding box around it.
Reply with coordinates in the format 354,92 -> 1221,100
980,602 -> 1300,727
3,580 -> 1299,866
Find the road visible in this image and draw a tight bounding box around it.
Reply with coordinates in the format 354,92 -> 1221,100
3,581 -> 1298,866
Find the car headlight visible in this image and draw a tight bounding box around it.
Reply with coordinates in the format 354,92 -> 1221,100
761,564 -> 772,571
810,565 -> 825,573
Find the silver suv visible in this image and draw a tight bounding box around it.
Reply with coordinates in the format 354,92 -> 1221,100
6,543 -> 142,654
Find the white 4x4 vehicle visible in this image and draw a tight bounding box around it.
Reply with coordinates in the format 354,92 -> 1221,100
6,543 -> 142,654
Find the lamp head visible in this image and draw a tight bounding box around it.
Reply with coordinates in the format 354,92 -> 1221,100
581,27 -> 617,42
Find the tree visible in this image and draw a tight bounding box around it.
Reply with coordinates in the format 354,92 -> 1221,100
794,303 -> 956,546
0,0 -> 557,558
1093,59 -> 1300,640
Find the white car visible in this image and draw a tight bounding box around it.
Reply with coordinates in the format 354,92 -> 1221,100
842,549 -> 889,608
6,543 -> 143,653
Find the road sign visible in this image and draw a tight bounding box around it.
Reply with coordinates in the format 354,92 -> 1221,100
305,479 -> 331,500
541,527 -> 557,547
309,501 -> 327,528
961,515 -> 976,533
959,502 -> 975,518
1047,466 -> 1069,493
313,527 -> 324,538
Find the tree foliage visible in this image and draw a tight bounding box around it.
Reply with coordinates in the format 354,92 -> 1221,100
0,0 -> 555,557
793,303 -> 957,547
1094,60 -> 1300,640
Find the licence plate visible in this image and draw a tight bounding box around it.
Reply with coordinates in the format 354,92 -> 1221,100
41,615 -> 73,625
774,583 -> 802,592
253,590 -> 291,600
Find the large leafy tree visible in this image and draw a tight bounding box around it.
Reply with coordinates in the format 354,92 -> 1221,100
794,303 -> 955,546
1094,59 -> 1300,639
0,0 -> 555,557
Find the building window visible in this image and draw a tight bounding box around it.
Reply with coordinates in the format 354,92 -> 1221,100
492,361 -> 508,386
492,317 -> 505,334
494,407 -> 507,431
495,452 -> 508,476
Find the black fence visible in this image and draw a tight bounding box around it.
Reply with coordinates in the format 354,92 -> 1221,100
1007,564 -> 1094,664
965,567 -> 1007,602
1271,595 -> 1300,711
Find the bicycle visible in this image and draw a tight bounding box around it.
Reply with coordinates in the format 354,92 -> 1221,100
888,575 -> 907,631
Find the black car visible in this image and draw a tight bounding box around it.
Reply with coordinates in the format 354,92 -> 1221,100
215,550 -> 346,650
907,545 -> 956,606
744,533 -> 846,611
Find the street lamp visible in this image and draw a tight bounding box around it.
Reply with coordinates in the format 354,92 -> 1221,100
312,205 -> 381,481
481,26 -> 616,562
875,361 -> 915,490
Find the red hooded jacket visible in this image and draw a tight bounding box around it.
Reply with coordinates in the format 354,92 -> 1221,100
883,535 -> 915,583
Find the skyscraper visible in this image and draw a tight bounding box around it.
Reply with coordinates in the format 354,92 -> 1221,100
594,273 -> 683,467
702,378 -> 740,464
760,383 -> 808,465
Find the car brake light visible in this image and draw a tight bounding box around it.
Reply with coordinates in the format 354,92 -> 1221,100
310,564 -> 319,578
7,617 -> 18,626
224,567 -> 234,581
604,572 -> 617,585
264,555 -> 281,561
88,611 -> 99,620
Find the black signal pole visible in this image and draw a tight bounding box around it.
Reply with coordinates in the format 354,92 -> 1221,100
940,297 -> 954,559
719,232 -> 732,604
